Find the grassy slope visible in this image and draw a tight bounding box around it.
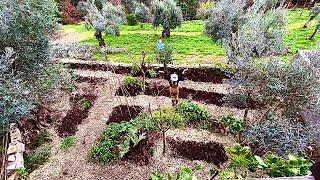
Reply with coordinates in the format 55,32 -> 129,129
62,9 -> 319,65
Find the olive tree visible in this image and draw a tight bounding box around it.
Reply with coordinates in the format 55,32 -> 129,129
134,2 -> 150,24
0,0 -> 72,125
83,1 -> 124,48
151,0 -> 183,37
304,3 -> 319,40
206,0 -> 286,122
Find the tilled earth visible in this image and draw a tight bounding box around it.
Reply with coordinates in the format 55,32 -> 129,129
28,62 -> 261,180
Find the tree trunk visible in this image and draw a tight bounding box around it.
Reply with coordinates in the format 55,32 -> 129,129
162,130 -> 166,155
304,16 -> 315,28
94,30 -> 106,47
162,28 -> 170,38
308,24 -> 319,40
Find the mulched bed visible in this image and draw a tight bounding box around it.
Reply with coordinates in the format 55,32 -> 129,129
123,132 -> 161,165
56,93 -> 97,137
76,76 -> 108,84
167,137 -> 228,166
108,105 -> 143,124
66,63 -> 230,83
116,84 -> 259,109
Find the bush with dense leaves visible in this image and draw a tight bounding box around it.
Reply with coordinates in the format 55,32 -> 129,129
217,115 -> 245,134
134,2 -> 150,23
244,116 -> 315,157
177,100 -> 209,122
61,0 -> 80,24
177,0 -> 199,20
126,14 -> 138,26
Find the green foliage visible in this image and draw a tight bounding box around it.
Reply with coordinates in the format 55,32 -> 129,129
224,144 -> 256,177
151,0 -> 183,31
147,69 -> 157,78
263,154 -> 312,177
0,0 -> 68,126
90,121 -> 145,163
81,98 -> 91,111
221,144 -> 313,178
196,0 -> 214,20
149,167 -> 198,180
131,113 -> 157,132
17,167 -> 28,179
152,107 -> 186,132
124,75 -> 144,88
34,131 -> 52,148
177,100 -> 209,122
217,115 -> 245,134
177,0 -> 199,20
156,44 -> 174,67
24,144 -> 51,173
134,2 -> 150,23
126,14 -> 138,26
61,136 -> 76,151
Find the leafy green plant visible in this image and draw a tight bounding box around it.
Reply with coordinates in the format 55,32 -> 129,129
17,167 -> 28,179
61,136 -> 76,151
152,107 -> 186,154
24,144 -> 51,173
147,69 -> 157,78
149,167 -> 198,180
90,121 -> 146,163
263,154 -> 312,177
177,100 -> 209,122
124,75 -> 144,89
156,44 -> 174,70
217,115 -> 245,134
126,14 -> 138,26
81,98 -> 91,110
221,144 -> 257,179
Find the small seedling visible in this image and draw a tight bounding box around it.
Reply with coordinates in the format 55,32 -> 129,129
81,98 -> 91,110
61,136 -> 76,151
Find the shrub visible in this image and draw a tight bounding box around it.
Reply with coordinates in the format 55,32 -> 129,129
152,107 -> 186,154
196,0 -> 214,20
76,1 -> 88,18
217,115 -> 245,134
61,0 -> 80,24
134,2 -> 150,23
90,121 -> 145,163
244,117 -> 315,157
34,131 -> 52,148
124,75 -> 144,89
263,154 -> 312,177
126,14 -> 138,26
61,136 -> 76,151
177,0 -> 199,20
156,44 -> 173,69
177,100 -> 209,122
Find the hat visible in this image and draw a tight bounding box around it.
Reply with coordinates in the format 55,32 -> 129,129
170,74 -> 178,81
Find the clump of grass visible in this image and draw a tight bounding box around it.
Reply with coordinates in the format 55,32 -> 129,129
24,144 -> 51,173
61,136 -> 76,151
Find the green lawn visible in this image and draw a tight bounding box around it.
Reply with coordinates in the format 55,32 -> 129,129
62,9 -> 319,65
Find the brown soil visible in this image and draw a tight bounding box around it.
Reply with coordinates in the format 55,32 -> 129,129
108,105 -> 143,124
18,106 -> 53,150
76,76 -> 108,84
123,132 -> 161,165
56,93 -> 97,137
116,84 -> 259,109
167,137 -> 228,166
67,63 -> 230,83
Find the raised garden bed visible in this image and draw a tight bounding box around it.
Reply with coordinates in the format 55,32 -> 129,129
56,93 -> 97,137
116,84 -> 259,109
62,59 -> 231,83
123,132 -> 161,165
108,105 -> 143,124
167,137 -> 228,166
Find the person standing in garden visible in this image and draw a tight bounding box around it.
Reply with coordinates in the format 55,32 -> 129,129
164,69 -> 188,107
157,39 -> 165,52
